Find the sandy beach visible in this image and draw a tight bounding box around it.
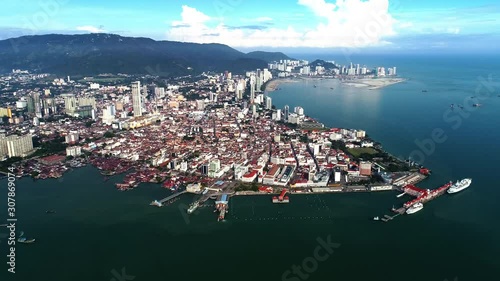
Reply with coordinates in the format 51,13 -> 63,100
341,77 -> 406,90
264,78 -> 299,92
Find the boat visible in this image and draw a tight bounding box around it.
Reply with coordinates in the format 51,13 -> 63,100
0,224 -> 7,227
447,178 -> 472,194
373,216 -> 380,221
187,201 -> 200,214
473,103 -> 481,107
17,231 -> 35,243
150,200 -> 163,207
17,237 -> 36,243
406,202 -> 424,214
422,90 -> 428,92
202,188 -> 208,195
46,210 -> 56,214
20,237 -> 35,243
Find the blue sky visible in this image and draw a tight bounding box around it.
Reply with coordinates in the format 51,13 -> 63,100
0,0 -> 499,52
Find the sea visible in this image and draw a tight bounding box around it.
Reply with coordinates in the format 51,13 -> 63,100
1,54 -> 500,281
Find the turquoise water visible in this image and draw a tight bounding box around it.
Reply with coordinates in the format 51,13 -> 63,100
1,54 -> 500,281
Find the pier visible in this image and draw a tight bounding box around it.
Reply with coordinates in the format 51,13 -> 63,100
151,190 -> 187,207
380,182 -> 452,222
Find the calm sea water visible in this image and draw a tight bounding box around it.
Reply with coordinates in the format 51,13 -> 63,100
1,54 -> 500,281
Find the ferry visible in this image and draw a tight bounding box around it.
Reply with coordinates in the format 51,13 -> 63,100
406,203 -> 424,214
150,200 -> 163,207
187,201 -> 200,214
447,178 -> 472,194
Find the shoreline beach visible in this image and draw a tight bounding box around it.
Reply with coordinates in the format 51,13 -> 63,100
264,78 -> 298,92
341,77 -> 406,90
265,76 -> 406,92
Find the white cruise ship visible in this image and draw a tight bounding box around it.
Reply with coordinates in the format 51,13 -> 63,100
406,203 -> 424,214
447,178 -> 472,194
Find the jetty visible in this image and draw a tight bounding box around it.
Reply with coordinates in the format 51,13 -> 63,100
150,190 -> 187,207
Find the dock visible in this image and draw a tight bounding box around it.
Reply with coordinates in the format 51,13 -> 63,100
151,190 -> 187,207
381,181 -> 452,222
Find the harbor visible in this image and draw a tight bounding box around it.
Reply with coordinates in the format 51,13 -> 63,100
377,181 -> 454,222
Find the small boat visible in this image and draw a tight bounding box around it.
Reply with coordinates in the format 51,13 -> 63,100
0,224 -> 7,227
473,103 -> 481,107
46,210 -> 56,214
373,216 -> 380,221
17,237 -> 35,243
450,104 -> 454,108
422,90 -> 428,92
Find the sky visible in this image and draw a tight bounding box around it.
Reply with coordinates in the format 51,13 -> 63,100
0,0 -> 499,53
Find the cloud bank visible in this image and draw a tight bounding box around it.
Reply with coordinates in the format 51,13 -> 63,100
167,0 -> 396,48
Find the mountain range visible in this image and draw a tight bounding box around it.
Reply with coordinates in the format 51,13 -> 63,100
0,33 -> 291,76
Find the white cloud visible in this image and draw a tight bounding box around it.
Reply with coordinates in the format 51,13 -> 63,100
254,17 -> 273,22
167,1 -> 397,48
76,25 -> 105,33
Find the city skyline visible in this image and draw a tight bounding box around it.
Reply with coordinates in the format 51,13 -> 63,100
0,0 -> 499,53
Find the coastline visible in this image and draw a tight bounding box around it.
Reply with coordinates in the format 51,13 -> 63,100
341,77 -> 406,90
264,78 -> 298,92
265,76 -> 406,92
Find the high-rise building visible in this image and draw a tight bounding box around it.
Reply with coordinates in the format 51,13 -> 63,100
275,109 -> 282,121
283,105 -> 289,122
0,134 -> 34,158
263,68 -> 272,82
33,92 -> 42,118
131,81 -> 142,117
266,97 -> 272,110
154,87 -> 165,99
249,75 -> 256,102
26,96 -> 35,113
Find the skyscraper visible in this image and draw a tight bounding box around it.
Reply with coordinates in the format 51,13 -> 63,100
266,96 -> 272,110
0,134 -> 34,158
33,92 -> 42,118
283,105 -> 289,122
131,81 -> 142,117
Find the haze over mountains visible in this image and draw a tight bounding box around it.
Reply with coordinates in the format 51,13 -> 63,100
0,33 -> 291,76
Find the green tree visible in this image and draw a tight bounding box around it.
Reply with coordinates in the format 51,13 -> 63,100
104,131 -> 115,138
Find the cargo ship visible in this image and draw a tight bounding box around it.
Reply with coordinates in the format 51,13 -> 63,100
406,202 -> 424,214
447,178 -> 472,194
273,189 -> 289,203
